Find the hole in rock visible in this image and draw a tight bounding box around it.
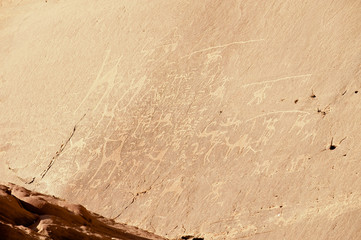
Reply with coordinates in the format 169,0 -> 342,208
181,236 -> 193,240
329,145 -> 336,150
310,90 -> 316,98
329,138 -> 336,150
317,108 -> 326,116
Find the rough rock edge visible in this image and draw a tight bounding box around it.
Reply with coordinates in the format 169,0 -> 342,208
0,182 -> 167,240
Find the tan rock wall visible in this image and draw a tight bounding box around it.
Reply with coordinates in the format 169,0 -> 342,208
1,1 -> 361,239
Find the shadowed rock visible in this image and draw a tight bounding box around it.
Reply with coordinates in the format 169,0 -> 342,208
0,183 -> 165,240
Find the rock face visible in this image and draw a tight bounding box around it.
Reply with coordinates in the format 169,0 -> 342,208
1,0 -> 361,239
0,183 -> 165,240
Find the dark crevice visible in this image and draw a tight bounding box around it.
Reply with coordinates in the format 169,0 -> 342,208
181,235 -> 204,240
329,138 -> 336,150
181,235 -> 194,240
113,176 -> 161,220
310,90 -> 316,98
25,177 -> 35,184
38,114 -> 86,181
317,108 -> 326,116
339,137 -> 347,144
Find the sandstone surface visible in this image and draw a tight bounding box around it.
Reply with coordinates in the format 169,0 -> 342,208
1,0 -> 361,239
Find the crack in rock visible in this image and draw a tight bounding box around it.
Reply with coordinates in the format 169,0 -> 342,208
113,176 -> 160,220
25,177 -> 35,184
37,114 -> 86,181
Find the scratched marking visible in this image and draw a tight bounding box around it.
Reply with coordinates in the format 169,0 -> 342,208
75,49 -> 122,113
241,74 -> 312,88
245,110 -> 310,124
181,39 -> 265,59
247,85 -> 271,105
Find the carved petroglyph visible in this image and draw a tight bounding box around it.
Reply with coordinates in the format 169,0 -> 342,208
247,85 -> 271,105
289,114 -> 312,135
244,74 -> 312,105
75,49 -> 122,113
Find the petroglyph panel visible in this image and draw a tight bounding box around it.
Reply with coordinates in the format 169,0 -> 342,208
1,0 -> 361,239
